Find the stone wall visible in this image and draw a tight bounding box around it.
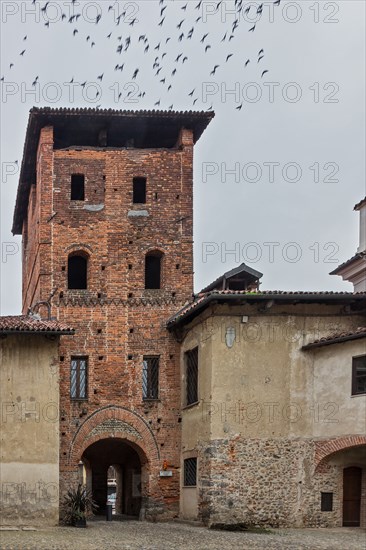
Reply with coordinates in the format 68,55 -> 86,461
196,437 -> 364,528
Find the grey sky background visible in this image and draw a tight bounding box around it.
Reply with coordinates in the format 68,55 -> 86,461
0,0 -> 365,315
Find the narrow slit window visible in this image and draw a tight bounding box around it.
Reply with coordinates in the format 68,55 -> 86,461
142,356 -> 159,400
68,254 -> 88,289
145,253 -> 162,289
70,357 -> 88,400
133,177 -> 146,204
71,174 -> 85,201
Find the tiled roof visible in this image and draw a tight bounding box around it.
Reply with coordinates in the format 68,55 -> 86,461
302,327 -> 366,350
0,315 -> 74,334
167,290 -> 366,328
329,251 -> 366,275
12,107 -> 215,234
354,197 -> 366,211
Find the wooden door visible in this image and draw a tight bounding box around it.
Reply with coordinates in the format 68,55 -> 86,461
343,467 -> 362,526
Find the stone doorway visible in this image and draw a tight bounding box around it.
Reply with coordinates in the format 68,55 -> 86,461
81,438 -> 144,518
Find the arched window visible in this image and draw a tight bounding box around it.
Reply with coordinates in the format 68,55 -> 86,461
145,252 -> 163,289
68,254 -> 88,289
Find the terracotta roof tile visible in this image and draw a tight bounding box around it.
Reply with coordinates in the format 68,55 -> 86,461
302,326 -> 366,349
0,315 -> 74,334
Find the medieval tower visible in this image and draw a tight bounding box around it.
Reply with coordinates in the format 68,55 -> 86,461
12,107 -> 214,519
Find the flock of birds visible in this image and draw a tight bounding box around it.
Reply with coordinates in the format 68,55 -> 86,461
3,0 -> 282,111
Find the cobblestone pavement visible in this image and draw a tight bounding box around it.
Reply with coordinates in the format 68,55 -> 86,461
0,520 -> 365,550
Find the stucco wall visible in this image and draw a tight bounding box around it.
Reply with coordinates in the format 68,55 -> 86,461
0,334 -> 60,526
179,304 -> 366,526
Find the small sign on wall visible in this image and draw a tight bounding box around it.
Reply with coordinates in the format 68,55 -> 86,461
159,470 -> 173,477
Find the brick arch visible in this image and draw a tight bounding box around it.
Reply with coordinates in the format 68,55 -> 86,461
69,406 -> 160,466
64,243 -> 94,255
315,435 -> 366,469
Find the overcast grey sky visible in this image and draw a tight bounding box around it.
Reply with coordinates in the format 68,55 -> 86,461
1,0 -> 365,315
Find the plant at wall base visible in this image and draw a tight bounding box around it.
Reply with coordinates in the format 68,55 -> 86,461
61,484 -> 98,527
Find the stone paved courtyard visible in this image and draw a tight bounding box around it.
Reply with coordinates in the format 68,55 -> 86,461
0,520 -> 365,550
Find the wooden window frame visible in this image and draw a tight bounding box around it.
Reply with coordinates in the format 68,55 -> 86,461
352,355 -> 366,396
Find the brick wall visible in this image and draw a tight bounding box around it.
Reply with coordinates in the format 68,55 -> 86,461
22,125 -> 195,518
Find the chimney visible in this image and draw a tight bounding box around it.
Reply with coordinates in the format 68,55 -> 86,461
330,197 -> 366,292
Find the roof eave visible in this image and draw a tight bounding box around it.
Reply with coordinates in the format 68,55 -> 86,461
167,292 -> 366,329
302,332 -> 366,350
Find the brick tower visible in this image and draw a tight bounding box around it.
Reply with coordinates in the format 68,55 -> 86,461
13,107 -> 214,519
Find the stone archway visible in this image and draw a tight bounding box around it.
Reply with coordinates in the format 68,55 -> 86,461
64,406 -> 161,519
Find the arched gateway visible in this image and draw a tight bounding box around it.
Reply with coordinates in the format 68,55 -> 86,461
66,406 -> 161,517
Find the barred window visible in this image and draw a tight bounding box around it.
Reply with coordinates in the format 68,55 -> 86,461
142,356 -> 159,400
70,357 -> 88,399
352,355 -> 366,395
185,347 -> 198,406
321,492 -> 333,511
184,458 -> 197,487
